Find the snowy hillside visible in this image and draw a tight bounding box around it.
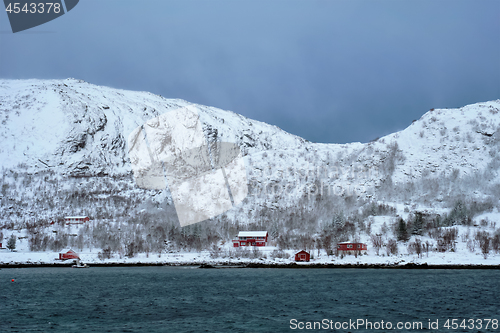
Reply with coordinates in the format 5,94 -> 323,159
0,79 -> 499,219
0,79 -> 499,264
0,78 -> 306,176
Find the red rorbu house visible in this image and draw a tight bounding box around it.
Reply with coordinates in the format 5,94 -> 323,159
233,231 -> 268,247
65,216 -> 90,225
295,250 -> 310,262
337,242 -> 367,254
59,249 -> 80,260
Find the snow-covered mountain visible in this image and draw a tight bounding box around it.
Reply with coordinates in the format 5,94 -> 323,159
0,78 -> 306,176
0,78 -> 499,228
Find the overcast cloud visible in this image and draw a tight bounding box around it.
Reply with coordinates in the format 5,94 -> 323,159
0,0 -> 498,143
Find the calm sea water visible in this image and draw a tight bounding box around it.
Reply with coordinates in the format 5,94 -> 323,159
0,267 -> 499,332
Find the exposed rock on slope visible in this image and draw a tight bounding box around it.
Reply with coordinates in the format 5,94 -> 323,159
0,79 -> 498,226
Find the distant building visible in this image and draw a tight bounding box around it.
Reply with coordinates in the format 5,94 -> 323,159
59,249 -> 80,260
0,243 -> 3,248
233,231 -> 268,247
337,242 -> 367,254
295,250 -> 310,262
65,216 -> 90,225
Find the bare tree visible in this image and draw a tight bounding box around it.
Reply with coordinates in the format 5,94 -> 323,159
98,247 -> 112,260
467,239 -> 476,252
476,231 -> 490,258
438,228 -> 458,252
385,238 -> 398,256
380,222 -> 389,237
424,241 -> 431,257
492,234 -> 500,253
320,233 -> 333,255
408,238 -> 423,258
371,234 -> 383,255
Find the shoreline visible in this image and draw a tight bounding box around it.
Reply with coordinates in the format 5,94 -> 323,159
1,262 -> 499,269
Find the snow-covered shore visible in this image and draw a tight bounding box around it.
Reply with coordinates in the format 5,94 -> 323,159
1,247 -> 499,268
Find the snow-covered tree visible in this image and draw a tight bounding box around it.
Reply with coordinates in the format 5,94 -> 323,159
7,234 -> 16,251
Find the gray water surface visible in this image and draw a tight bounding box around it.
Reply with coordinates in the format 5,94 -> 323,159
1,267 -> 499,332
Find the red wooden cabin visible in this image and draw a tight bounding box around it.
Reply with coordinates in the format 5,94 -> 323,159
59,249 -> 80,260
337,242 -> 367,253
65,216 -> 90,225
233,231 -> 268,247
295,250 -> 310,262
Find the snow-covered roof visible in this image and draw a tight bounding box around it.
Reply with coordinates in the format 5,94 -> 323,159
238,231 -> 268,237
65,216 -> 89,219
337,241 -> 365,244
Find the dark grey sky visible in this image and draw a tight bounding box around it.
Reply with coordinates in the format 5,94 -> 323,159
1,0 -> 499,143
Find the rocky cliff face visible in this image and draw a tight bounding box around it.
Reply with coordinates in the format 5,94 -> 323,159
0,79 -> 499,228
